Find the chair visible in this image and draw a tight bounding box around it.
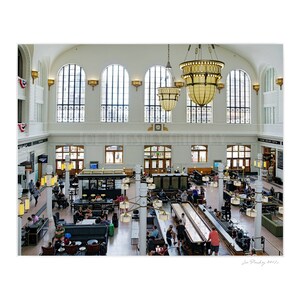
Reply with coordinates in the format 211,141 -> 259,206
64,244 -> 79,255
53,213 -> 66,227
86,243 -> 100,255
41,246 -> 55,255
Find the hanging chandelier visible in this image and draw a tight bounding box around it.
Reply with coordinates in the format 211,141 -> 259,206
180,44 -> 224,106
157,44 -> 181,111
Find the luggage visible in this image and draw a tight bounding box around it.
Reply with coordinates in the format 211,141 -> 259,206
108,223 -> 114,237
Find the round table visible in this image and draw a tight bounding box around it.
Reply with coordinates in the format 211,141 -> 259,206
75,241 -> 82,246
87,239 -> 98,245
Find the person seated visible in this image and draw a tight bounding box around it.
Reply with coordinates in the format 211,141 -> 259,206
147,236 -> 156,253
150,225 -> 159,239
57,191 -> 67,208
74,206 -> 84,223
84,207 -> 93,219
158,244 -> 169,256
31,214 -> 39,224
53,224 -> 65,242
95,194 -> 102,200
158,189 -> 166,199
52,183 -> 59,196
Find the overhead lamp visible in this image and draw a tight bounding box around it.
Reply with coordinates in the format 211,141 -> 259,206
231,197 -> 240,205
174,81 -> 185,88
253,83 -> 260,95
276,77 -> 283,90
120,212 -> 131,223
180,44 -> 224,106
147,183 -> 156,190
132,80 -> 142,91
119,201 -> 130,210
48,79 -> 55,90
246,207 -> 257,218
31,70 -> 39,84
202,176 -> 210,182
88,79 -> 99,90
158,44 -> 181,111
234,180 -> 241,187
153,199 -> 163,209
217,82 -> 225,93
159,210 -> 170,221
121,183 -> 129,190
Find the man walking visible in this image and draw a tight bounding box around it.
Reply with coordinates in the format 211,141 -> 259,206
207,227 -> 220,256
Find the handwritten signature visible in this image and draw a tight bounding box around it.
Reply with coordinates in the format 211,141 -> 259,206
242,259 -> 279,267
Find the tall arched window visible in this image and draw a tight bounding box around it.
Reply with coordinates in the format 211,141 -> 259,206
226,69 -> 251,124
187,94 -> 213,123
57,64 -> 85,122
101,64 -> 129,122
144,65 -> 172,123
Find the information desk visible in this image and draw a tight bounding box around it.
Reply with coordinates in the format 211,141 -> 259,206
152,173 -> 188,191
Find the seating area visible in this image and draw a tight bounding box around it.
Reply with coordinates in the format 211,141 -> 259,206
262,213 -> 283,237
63,224 -> 109,244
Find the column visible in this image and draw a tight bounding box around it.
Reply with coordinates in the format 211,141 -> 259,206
26,169 -> 31,201
65,155 -> 70,199
46,165 -> 53,221
18,216 -> 22,255
139,182 -> 148,256
254,153 -> 263,252
218,163 -> 224,211
135,164 -> 141,210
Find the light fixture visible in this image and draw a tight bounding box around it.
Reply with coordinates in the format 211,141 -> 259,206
48,79 -> 55,90
132,80 -> 142,91
157,44 -> 181,111
147,183 -> 156,190
25,198 -> 30,211
234,180 -> 241,187
180,44 -> 224,107
153,199 -> 163,209
246,207 -> 257,218
217,82 -> 225,93
159,210 -> 170,221
119,201 -> 130,210
120,212 -> 131,223
18,200 -> 25,216
276,77 -> 283,90
253,83 -> 260,95
174,81 -> 185,88
202,176 -> 210,182
31,70 -> 39,84
88,79 -> 99,90
231,196 -> 240,205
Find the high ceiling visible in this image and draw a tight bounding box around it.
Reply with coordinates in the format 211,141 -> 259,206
33,44 -> 283,76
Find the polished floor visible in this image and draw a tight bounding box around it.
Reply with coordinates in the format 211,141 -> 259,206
20,178 -> 283,256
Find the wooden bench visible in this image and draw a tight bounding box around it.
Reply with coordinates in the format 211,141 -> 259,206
198,204 -> 244,255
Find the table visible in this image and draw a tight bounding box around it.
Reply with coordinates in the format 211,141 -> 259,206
75,241 -> 82,246
77,219 -> 96,225
87,239 -> 98,245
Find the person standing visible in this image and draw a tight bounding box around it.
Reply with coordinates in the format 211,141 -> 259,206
207,227 -> 220,256
166,225 -> 177,247
176,219 -> 186,251
181,213 -> 187,226
28,179 -> 34,200
32,186 -> 40,207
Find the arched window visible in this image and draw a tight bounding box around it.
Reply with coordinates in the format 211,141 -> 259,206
264,67 -> 275,92
226,69 -> 251,124
144,65 -> 172,123
101,64 -> 129,122
187,94 -> 213,123
191,145 -> 208,162
226,145 -> 251,172
57,64 -> 86,122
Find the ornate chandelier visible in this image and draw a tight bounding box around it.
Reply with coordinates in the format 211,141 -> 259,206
157,44 -> 181,111
180,44 -> 224,106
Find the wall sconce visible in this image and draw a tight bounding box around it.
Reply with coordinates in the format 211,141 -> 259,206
217,82 -> 225,93
88,79 -> 99,90
131,80 -> 142,91
174,81 -> 185,88
31,70 -> 39,84
276,77 -> 283,90
18,200 -> 25,217
253,83 -> 260,95
48,79 -> 55,91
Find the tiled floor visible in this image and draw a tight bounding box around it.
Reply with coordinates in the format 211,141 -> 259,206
20,178 -> 283,256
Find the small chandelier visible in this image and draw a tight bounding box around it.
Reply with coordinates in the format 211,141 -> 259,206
180,44 -> 224,106
157,44 -> 181,111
